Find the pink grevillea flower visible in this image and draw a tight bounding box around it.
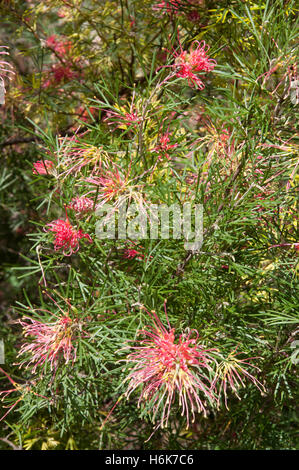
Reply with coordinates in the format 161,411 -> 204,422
17,315 -> 77,373
44,216 -> 92,256
152,131 -> 178,160
86,162 -> 148,218
104,92 -> 141,131
123,248 -> 143,260
67,196 -> 94,214
122,241 -> 147,261
45,35 -> 72,57
51,63 -> 77,83
85,165 -> 147,215
86,168 -> 128,205
123,306 -> 216,430
46,36 -> 59,50
105,109 -> 141,130
57,137 -> 109,180
42,62 -> 78,88
164,40 -> 216,88
32,159 -> 55,175
212,348 -> 266,410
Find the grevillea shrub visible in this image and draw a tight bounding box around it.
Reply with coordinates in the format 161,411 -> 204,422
0,0 -> 298,450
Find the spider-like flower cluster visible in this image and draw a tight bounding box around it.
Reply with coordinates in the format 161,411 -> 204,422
44,218 -> 92,256
165,40 -> 216,88
123,307 -> 265,430
124,309 -> 216,429
18,315 -> 77,373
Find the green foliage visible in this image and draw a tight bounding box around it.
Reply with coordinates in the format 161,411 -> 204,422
0,0 -> 298,450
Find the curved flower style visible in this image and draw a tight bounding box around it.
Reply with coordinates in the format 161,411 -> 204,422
44,217 -> 92,256
213,348 -> 266,410
17,315 -> 77,373
123,307 -> 216,429
164,40 -> 216,88
0,46 -> 15,104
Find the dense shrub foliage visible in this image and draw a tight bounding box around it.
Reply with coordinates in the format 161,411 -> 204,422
0,0 -> 298,450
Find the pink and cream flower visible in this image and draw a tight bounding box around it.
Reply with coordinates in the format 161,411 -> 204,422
212,348 -> 266,409
123,306 -> 216,429
163,39 -> 216,88
17,315 -> 77,373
